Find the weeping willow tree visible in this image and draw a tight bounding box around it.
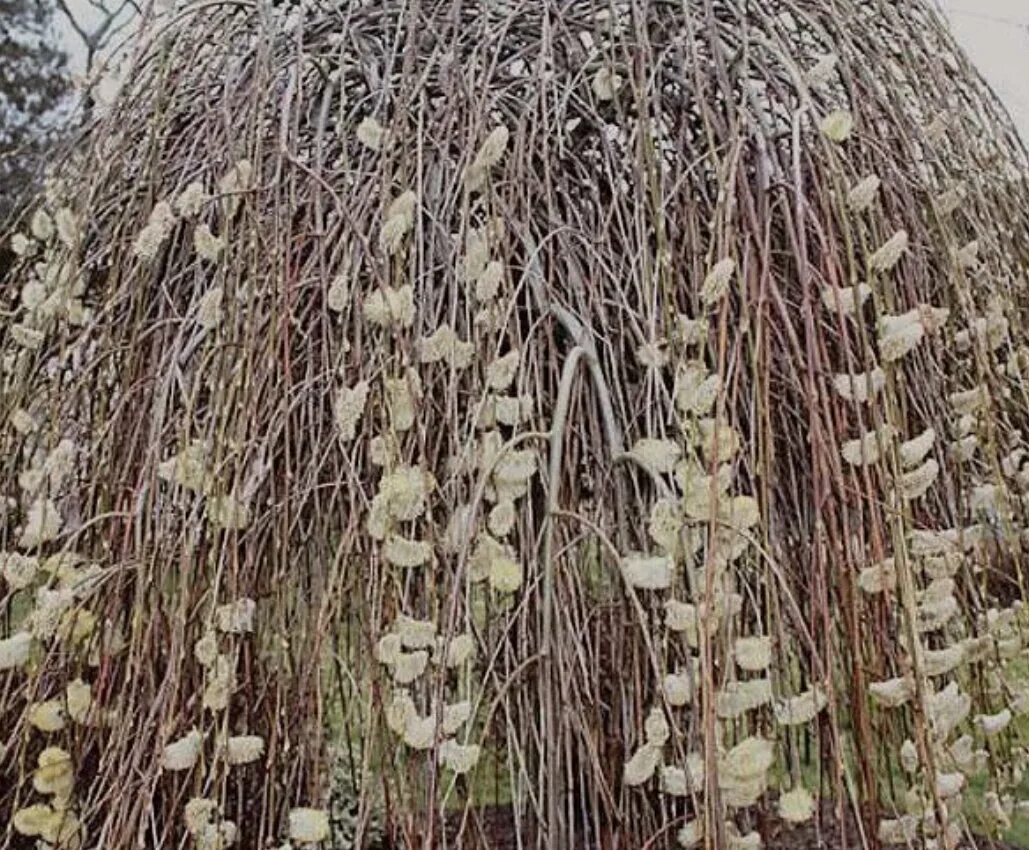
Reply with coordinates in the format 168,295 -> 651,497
3,1 -> 1029,848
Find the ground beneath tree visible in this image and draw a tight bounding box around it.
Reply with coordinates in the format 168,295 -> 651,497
440,803 -> 1021,849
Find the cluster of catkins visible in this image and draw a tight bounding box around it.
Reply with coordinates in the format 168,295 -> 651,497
342,121 -> 533,782
615,248 -> 826,848
3,183 -> 106,849
607,48 -> 1029,849
0,162 -> 327,848
814,51 -> 1029,848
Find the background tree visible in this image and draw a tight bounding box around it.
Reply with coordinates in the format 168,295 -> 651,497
0,0 -> 69,224
53,0 -> 139,81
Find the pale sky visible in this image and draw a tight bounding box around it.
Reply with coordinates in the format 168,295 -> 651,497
54,0 -> 1029,140
939,0 -> 1029,139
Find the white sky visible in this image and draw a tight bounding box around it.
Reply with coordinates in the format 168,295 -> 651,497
54,0 -> 1029,139
939,0 -> 1029,139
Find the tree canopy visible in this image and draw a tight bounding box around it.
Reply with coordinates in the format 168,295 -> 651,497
0,0 -> 69,221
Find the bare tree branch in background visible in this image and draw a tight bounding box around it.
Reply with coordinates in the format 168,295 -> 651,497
0,0 -> 70,226
53,0 -> 140,75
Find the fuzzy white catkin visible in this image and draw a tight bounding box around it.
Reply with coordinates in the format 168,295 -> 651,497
356,116 -> 385,150
202,654 -> 236,711
466,125 -> 510,191
392,650 -> 429,684
678,819 -> 704,848
218,160 -> 253,218
716,679 -> 773,718
869,230 -> 908,273
955,239 -> 979,268
648,498 -> 684,556
383,535 -> 432,568
439,739 -> 481,773
226,735 -> 265,765
486,350 -> 520,391
196,819 -> 237,850
133,201 -> 177,260
19,497 -> 62,548
396,615 -> 436,649
899,428 -> 935,468
11,232 -> 32,255
2,552 -> 38,589
935,772 -> 965,799
184,798 -> 218,835
721,736 -> 774,783
663,671 -> 693,707
402,713 -> 436,749
326,272 -> 348,312
334,381 -> 370,442
363,284 -> 415,328
619,553 -> 673,591
444,633 -> 476,667
805,53 -> 838,86
0,631 -> 32,670
858,559 -> 896,594
774,687 -> 827,726
879,311 -> 924,361
878,816 -> 918,844
31,208 -> 53,240
628,438 -> 681,475
9,408 -> 37,434
195,631 -> 218,666
734,636 -> 772,671
674,361 -> 720,415
900,740 -> 918,773
697,418 -> 740,463
868,676 -> 914,708
158,439 -> 211,493
66,678 -> 92,723
660,765 -> 690,797
476,260 -> 504,302
936,184 -> 964,215
379,191 -> 418,254
591,67 -> 621,100
949,385 -> 989,416
846,175 -> 880,212
375,633 -> 402,666
385,691 -> 416,736
487,500 -> 516,537
385,374 -> 419,432
194,224 -> 224,262
11,323 -> 45,349
462,227 -> 490,282
288,808 -> 330,844
488,555 -> 522,593
419,324 -> 474,369
779,786 -> 815,823
475,126 -> 509,169
207,493 -> 250,530
176,182 -> 208,218
821,283 -> 872,316
27,699 -> 66,732
644,707 -> 669,746
898,459 -> 939,500
216,598 -> 256,634
976,708 -> 1012,736
623,742 -> 661,786
841,426 -> 894,467
376,465 -> 431,523
700,258 -> 735,306
162,729 -> 203,771
636,340 -> 669,370
442,700 -> 472,735
819,109 -> 853,142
